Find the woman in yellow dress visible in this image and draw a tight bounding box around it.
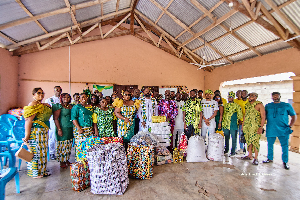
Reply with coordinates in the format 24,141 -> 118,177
113,90 -> 140,147
23,88 -> 52,178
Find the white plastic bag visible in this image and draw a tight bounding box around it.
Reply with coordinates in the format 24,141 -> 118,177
207,133 -> 224,161
186,135 -> 208,162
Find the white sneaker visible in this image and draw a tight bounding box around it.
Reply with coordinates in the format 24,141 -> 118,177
224,152 -> 229,156
236,149 -> 244,154
229,153 -> 236,157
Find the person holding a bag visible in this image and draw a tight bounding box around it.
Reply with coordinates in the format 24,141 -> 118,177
222,91 -> 242,157
23,87 -> 52,178
71,93 -> 94,161
113,90 -> 140,148
53,93 -> 74,169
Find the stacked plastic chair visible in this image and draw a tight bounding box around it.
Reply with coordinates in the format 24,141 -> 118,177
11,120 -> 26,170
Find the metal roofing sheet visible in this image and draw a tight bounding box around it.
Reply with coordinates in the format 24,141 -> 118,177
103,0 -> 118,15
22,0 -> 66,15
177,31 -> 193,44
271,12 -> 294,34
195,46 -> 222,62
186,39 -> 203,50
256,40 -> 291,54
200,25 -> 227,42
136,0 -> 163,22
229,50 -> 258,62
281,0 -> 300,30
273,0 -> 289,6
211,34 -> 249,56
38,13 -> 73,32
235,22 -> 279,47
196,0 -> 220,11
157,14 -> 184,38
212,58 -> 231,67
222,12 -> 251,30
0,35 -> 12,46
258,0 -> 272,11
191,16 -> 212,34
1,21 -> 44,42
69,0 -> 90,4
156,0 -> 171,8
0,0 -> 14,6
75,4 -> 101,23
119,0 -> 131,10
167,0 -> 203,27
0,1 -> 28,24
211,2 -> 231,19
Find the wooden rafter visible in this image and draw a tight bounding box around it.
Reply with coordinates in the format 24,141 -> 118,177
67,23 -> 99,45
64,0 -> 82,34
116,0 -> 120,12
0,0 -> 113,31
6,9 -> 131,49
162,34 -> 179,57
264,0 -> 300,35
36,33 -> 67,51
0,32 -> 17,44
15,0 -> 48,34
104,13 -> 131,38
134,14 -> 158,47
155,0 -> 174,24
241,0 -> 261,20
130,0 -> 140,34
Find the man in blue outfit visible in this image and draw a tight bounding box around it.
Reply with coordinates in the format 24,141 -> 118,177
263,92 -> 296,170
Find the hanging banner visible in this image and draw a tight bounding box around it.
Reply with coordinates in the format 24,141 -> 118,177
93,85 -> 113,97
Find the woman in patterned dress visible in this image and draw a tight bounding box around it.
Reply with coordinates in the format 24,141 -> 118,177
113,90 -> 140,147
93,98 -> 115,138
71,93 -> 94,161
53,93 -> 73,169
23,88 -> 52,178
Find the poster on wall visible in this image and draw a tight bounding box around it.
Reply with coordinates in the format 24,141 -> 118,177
93,85 -> 114,97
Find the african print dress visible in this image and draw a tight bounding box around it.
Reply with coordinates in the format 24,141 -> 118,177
92,107 -> 115,138
182,98 -> 202,134
23,104 -> 52,177
113,98 -> 140,143
52,104 -> 73,162
71,104 -> 94,161
243,101 -> 262,151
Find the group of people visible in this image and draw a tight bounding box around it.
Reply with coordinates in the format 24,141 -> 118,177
23,86 -> 296,178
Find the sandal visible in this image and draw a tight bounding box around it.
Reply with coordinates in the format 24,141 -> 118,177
60,162 -> 68,169
66,160 -> 72,166
241,156 -> 252,160
43,172 -> 51,177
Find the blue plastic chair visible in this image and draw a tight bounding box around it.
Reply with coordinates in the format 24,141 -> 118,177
0,122 -> 17,169
0,151 -> 20,199
0,114 -> 18,130
11,121 -> 26,170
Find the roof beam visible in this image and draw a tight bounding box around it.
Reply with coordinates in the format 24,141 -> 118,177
103,13 -> 131,38
0,0 -> 113,31
155,0 -> 174,24
264,0 -> 300,35
15,0 -> 48,34
190,0 -> 215,20
6,9 -> 130,49
240,0 -> 261,20
64,0 -> 82,34
134,14 -> 158,47
130,0 -> 140,34
0,32 -> 17,44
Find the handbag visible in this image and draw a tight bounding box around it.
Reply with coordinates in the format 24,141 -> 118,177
15,143 -> 34,162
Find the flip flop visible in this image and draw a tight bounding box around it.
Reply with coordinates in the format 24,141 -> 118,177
43,172 -> 52,177
241,156 -> 252,160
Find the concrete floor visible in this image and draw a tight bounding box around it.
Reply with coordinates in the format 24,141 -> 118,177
5,141 -> 300,200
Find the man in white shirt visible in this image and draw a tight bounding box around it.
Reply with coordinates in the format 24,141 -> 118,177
138,87 -> 158,132
174,92 -> 185,147
201,89 -> 219,141
45,86 -> 62,160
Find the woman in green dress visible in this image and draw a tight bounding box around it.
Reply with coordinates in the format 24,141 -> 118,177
23,87 -> 52,178
71,93 -> 94,161
113,90 -> 140,147
53,93 -> 73,169
93,98 -> 115,138
213,94 -> 224,131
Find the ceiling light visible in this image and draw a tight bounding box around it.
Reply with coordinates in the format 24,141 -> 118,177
229,2 -> 233,7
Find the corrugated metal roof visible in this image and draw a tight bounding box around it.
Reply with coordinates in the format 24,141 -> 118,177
235,22 -> 279,47
271,12 -> 294,34
258,0 -> 272,11
273,0 -> 289,6
191,16 -> 212,33
211,2 -> 231,19
200,25 -> 227,42
22,0 -> 66,15
119,0 -> 131,10
0,1 -> 28,24
222,12 -> 251,30
136,0 -> 163,23
69,0 -> 90,5
1,21 -> 44,42
211,34 -> 249,56
177,31 -> 193,44
281,0 -> 300,30
195,46 -> 222,62
39,13 -> 73,32
0,35 -> 12,46
212,58 -> 231,67
229,50 -> 258,62
196,0 -> 220,11
75,4 -> 101,23
167,0 -> 203,27
157,14 -> 184,38
156,0 -> 170,8
186,39 -> 203,50
256,40 -> 291,54
103,0 -> 118,15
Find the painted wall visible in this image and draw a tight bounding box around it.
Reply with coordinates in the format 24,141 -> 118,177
0,48 -> 19,114
18,35 -> 204,106
204,48 -> 300,91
